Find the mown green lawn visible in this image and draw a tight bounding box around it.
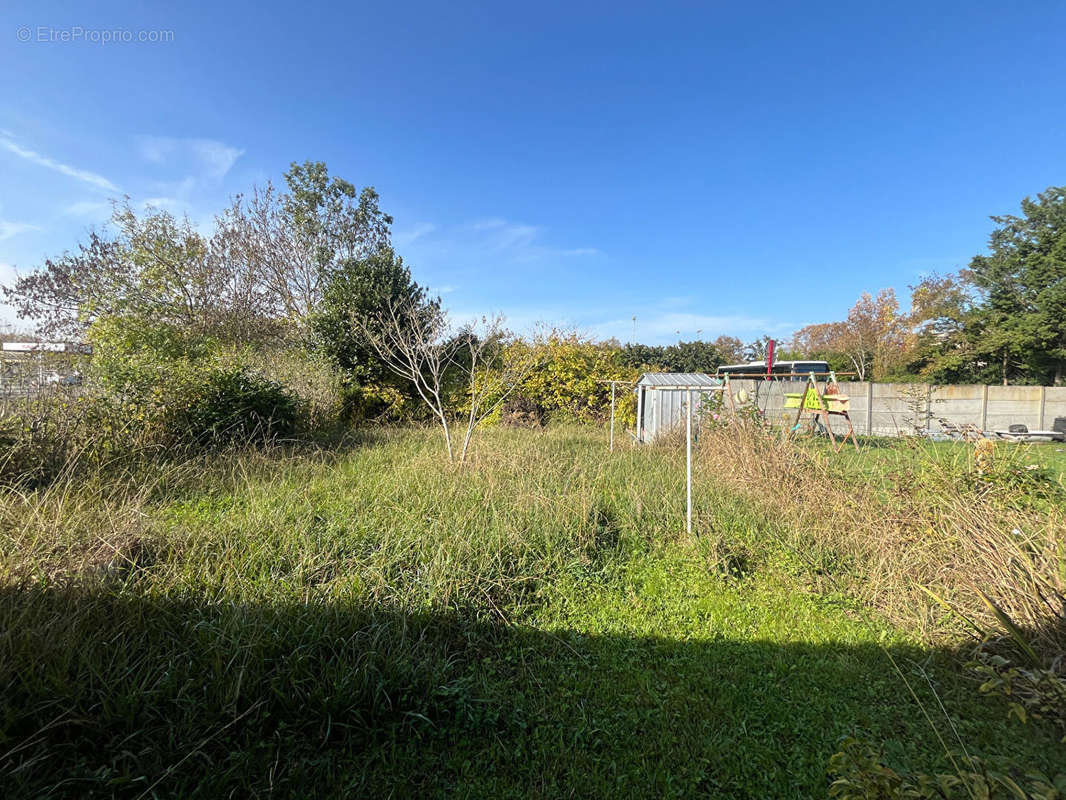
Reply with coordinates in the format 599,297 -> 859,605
805,434 -> 1066,490
2,426 -> 1062,798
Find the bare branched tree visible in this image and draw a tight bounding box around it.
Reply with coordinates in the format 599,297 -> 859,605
216,184 -> 321,323
362,304 -> 537,463
361,298 -> 460,461
216,170 -> 393,330
453,315 -> 540,463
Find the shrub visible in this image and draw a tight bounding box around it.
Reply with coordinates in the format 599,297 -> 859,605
179,367 -> 300,444
339,382 -> 409,423
244,347 -> 346,431
0,390 -> 141,487
86,315 -> 212,401
514,334 -> 638,424
691,422 -> 1066,661
500,394 -> 546,428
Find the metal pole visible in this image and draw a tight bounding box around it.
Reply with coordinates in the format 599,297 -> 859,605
636,387 -> 644,443
609,382 -> 616,452
686,388 -> 692,535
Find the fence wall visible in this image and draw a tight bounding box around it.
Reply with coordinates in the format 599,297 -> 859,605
725,380 -> 1066,437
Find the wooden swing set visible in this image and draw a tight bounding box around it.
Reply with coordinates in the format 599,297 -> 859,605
784,372 -> 859,452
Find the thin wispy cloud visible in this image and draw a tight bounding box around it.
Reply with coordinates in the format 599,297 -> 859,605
0,135 -> 119,193
394,222 -> 437,248
588,312 -> 794,343
138,137 -> 244,181
0,221 -> 40,242
444,303 -> 791,345
403,217 -> 602,265
468,218 -> 540,255
64,200 -> 112,218
143,196 -> 181,208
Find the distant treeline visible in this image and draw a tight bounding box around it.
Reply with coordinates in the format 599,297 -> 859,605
788,187 -> 1066,386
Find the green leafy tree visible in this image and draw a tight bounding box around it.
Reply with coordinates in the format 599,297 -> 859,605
217,162 -> 394,327
309,247 -> 431,385
620,340 -> 726,373
283,161 -> 392,284
967,186 -> 1066,385
4,161 -> 392,344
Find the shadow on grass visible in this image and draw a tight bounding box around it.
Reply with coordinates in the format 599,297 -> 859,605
1,582 -> 1061,799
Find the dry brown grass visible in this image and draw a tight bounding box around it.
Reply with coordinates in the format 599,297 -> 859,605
692,421 -> 1066,660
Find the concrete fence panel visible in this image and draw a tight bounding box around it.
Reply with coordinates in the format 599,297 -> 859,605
1040,387 -> 1066,430
984,386 -> 1039,432
714,379 -> 1066,438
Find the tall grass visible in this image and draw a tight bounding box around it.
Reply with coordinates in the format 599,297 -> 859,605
0,427 -> 697,795
690,421 -> 1066,660
2,422 -> 1063,796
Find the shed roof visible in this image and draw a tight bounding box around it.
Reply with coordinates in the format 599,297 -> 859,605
637,372 -> 721,388
2,342 -> 92,354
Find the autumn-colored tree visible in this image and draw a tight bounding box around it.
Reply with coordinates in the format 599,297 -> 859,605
711,335 -> 745,363
791,321 -> 848,356
847,289 -> 906,380
903,272 -> 979,382
791,290 -> 905,380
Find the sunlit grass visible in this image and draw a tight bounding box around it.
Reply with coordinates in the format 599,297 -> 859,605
1,425 -> 1063,798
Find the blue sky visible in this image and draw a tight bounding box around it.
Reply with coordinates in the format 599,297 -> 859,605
2,1 -> 1065,344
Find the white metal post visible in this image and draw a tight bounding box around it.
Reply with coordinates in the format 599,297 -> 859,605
636,387 -> 644,443
609,382 -> 616,452
686,388 -> 692,535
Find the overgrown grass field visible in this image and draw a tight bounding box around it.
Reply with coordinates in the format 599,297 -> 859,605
2,425 -> 1064,798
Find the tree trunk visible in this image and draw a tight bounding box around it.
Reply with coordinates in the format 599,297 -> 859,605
1002,352 -> 1009,386
460,408 -> 476,464
439,414 -> 454,462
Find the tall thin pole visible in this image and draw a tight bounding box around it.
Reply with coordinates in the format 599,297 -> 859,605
686,389 -> 692,535
609,382 -> 616,452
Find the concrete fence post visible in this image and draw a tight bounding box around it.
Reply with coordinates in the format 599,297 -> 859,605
866,382 -> 874,435
1040,386 -> 1047,430
980,384 -> 989,432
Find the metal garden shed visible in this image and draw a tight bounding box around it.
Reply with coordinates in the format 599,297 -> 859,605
635,372 -> 721,443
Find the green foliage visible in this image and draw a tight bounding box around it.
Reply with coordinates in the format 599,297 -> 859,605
180,367 -> 299,444
967,187 -> 1066,385
88,314 -> 212,396
283,160 -> 392,269
339,381 -> 410,422
878,435 -> 1065,515
514,334 -> 639,423
972,652 -> 1066,741
620,339 -> 728,373
309,247 -> 431,385
903,187 -> 1066,385
829,738 -> 1066,799
86,315 -> 301,448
